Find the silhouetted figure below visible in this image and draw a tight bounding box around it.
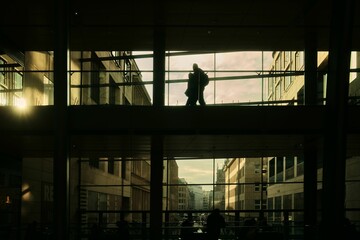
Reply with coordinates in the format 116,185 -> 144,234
238,218 -> 257,240
115,220 -> 130,240
89,223 -> 103,240
180,213 -> 195,240
206,209 -> 226,240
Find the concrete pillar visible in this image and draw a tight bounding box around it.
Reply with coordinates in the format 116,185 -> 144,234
150,1 -> 166,239
322,0 -> 354,239
304,21 -> 319,240
53,0 -> 70,239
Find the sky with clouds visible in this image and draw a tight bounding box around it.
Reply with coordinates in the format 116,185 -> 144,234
135,51 -> 274,190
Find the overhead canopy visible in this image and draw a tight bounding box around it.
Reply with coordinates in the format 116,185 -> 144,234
1,0 -> 359,51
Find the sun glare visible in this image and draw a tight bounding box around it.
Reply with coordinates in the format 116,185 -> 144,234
17,98 -> 27,108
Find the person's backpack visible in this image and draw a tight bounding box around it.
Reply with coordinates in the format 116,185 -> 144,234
202,72 -> 209,86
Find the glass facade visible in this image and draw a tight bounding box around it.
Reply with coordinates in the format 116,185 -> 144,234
0,49 -> 359,239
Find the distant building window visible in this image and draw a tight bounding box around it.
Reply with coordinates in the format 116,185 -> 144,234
269,158 -> 275,184
295,51 -> 304,70
268,197 -> 274,221
276,157 -> 284,182
262,199 -> 267,209
90,52 -> 105,104
254,164 -> 261,174
275,196 -> 282,220
14,72 -> 22,89
108,158 -> 114,174
255,183 -> 260,192
284,66 -> 292,90
276,157 -> 284,173
111,51 -> 120,67
284,194 -> 292,210
284,51 -> 291,68
268,71 -> 274,96
0,58 -> 5,85
124,59 -> 131,82
255,199 -> 261,210
121,159 -> 127,179
275,81 -> 282,100
285,156 -> 294,169
275,55 -> 281,71
109,76 -> 116,105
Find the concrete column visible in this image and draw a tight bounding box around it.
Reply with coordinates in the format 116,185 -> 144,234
153,27 -> 166,107
304,22 -> 319,240
150,135 -> 164,240
153,0 -> 165,107
150,1 -> 165,237
53,0 -> 70,239
322,0 -> 354,239
303,138 -> 318,240
304,29 -> 318,106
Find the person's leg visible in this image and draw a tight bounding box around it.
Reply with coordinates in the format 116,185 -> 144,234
198,88 -> 206,106
189,88 -> 198,106
189,95 -> 197,106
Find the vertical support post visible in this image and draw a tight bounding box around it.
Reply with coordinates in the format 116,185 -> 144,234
142,211 -> 147,239
150,135 -> 164,240
283,210 -> 289,240
304,24 -> 319,240
54,0 -> 70,239
303,139 -> 318,240
322,0 -> 354,239
77,158 -> 82,239
304,29 -> 318,106
153,0 -> 165,107
150,1 -> 165,239
164,211 -> 170,240
153,27 -> 165,107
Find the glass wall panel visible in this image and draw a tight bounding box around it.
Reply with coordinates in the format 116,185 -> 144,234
77,157 -> 151,239
345,156 -> 360,229
165,51 -> 278,106
349,51 -> 360,105
70,51 -> 153,106
3,50 -> 360,107
9,50 -> 360,107
162,156 -> 306,240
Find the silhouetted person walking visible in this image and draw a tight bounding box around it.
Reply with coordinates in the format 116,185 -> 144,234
206,209 -> 226,240
192,63 -> 207,106
185,72 -> 198,106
